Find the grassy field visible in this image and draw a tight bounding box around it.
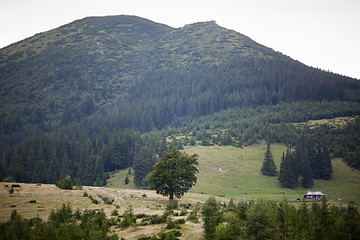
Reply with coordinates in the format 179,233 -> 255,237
106,142 -> 360,204
1,142 -> 359,239
106,167 -> 137,189
184,142 -> 360,203
0,182 -> 214,239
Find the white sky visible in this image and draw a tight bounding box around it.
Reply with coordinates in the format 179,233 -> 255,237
1,0 -> 359,79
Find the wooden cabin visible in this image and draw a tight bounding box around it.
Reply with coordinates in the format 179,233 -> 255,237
303,191 -> 325,201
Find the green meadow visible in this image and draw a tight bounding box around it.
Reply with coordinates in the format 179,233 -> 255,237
107,142 -> 360,204
184,142 -> 360,204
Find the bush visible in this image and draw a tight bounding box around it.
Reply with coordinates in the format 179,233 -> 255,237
148,215 -> 163,224
83,191 -> 88,197
179,203 -> 192,209
186,212 -> 199,223
158,230 -> 181,239
55,175 -> 74,190
166,200 -> 178,211
165,220 -> 181,229
179,210 -> 187,216
111,209 -> 119,216
174,218 -> 185,224
3,176 -> 15,182
100,195 -> 114,204
118,208 -> 136,229
88,195 -> 99,204
136,213 -> 149,218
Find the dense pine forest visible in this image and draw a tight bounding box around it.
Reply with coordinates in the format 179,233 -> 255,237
0,15 -> 360,188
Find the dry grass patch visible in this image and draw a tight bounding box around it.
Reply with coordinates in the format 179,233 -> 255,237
0,182 -> 207,239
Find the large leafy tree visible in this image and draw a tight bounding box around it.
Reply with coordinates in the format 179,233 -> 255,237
148,148 -> 199,200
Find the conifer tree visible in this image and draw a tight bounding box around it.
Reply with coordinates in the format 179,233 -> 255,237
279,148 -> 298,188
319,144 -> 333,180
301,157 -> 314,188
202,197 -> 222,240
295,140 -> 314,188
261,142 -> 277,176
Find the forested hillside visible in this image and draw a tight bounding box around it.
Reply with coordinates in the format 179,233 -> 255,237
0,15 -> 359,187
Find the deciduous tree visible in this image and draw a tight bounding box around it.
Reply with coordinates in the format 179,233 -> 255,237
148,148 -> 198,200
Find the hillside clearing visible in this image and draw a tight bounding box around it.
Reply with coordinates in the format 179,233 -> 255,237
106,143 -> 360,204
184,143 -> 360,203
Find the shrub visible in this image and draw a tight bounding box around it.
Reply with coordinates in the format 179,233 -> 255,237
166,200 -> 178,211
56,175 -> 74,190
186,212 -> 199,223
165,220 -> 181,229
3,176 -> 15,182
174,218 -> 185,224
100,195 -> 114,204
158,230 -> 181,239
111,209 -> 119,216
136,213 -> 149,218
88,195 -> 99,204
83,191 -> 88,197
179,210 -> 187,216
149,215 -> 163,224
179,203 -> 192,209
118,207 -> 136,229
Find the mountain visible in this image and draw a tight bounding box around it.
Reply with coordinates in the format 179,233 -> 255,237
0,15 -> 359,186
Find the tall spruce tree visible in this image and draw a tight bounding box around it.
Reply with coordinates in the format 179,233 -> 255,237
295,140 -> 314,188
261,142 -> 277,176
279,148 -> 298,188
319,144 -> 333,180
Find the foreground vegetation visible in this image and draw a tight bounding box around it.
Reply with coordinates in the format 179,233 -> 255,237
0,182 -> 359,240
202,197 -> 360,240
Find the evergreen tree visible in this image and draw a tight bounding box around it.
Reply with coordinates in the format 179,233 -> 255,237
295,140 -> 314,188
202,197 -> 222,240
319,144 -> 333,180
301,158 -> 314,188
278,149 -> 298,188
309,141 -> 320,179
261,142 -> 277,176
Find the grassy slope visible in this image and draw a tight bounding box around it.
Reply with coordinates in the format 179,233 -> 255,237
106,141 -> 360,203
1,141 -> 359,239
106,167 -> 137,189
184,142 -> 360,203
0,182 -> 210,239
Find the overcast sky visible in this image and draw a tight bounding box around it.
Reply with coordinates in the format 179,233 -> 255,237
1,0 -> 359,79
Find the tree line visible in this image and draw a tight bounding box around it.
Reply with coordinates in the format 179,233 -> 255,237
201,197 -> 360,240
1,106 -> 359,189
278,136 -> 332,189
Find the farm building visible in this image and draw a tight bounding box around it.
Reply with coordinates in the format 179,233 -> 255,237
303,191 -> 325,201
